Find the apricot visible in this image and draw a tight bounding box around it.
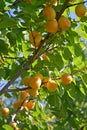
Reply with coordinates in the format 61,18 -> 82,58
46,19 -> 58,33
75,4 -> 86,17
42,77 -> 51,88
43,6 -> 56,20
29,76 -> 42,89
29,31 -> 37,43
29,31 -> 42,48
58,16 -> 71,31
46,79 -> 57,92
19,91 -> 28,100
25,101 -> 35,110
23,76 -> 31,86
35,33 -> 42,44
61,73 -> 72,85
10,122 -> 17,129
34,73 -> 43,80
2,107 -> 10,116
28,88 -> 39,97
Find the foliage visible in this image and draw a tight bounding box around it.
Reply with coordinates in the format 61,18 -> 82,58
0,0 -> 87,130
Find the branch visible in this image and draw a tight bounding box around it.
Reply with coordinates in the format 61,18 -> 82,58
56,0 -> 70,20
7,87 -> 30,92
0,34 -> 49,96
9,98 -> 26,124
66,1 -> 87,8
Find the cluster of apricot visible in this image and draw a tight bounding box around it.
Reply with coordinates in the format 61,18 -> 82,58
22,73 -> 73,94
43,5 -> 71,33
13,91 -> 35,110
42,1 -> 87,33
29,31 -> 42,49
0,73 -> 72,129
23,73 -> 58,93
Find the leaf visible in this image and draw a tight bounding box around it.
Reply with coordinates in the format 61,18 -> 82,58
0,14 -> 17,29
31,125 -> 38,130
2,124 -> 13,130
75,25 -> 87,41
0,68 -> 5,79
63,47 -> 72,60
6,32 -> 17,46
81,74 -> 87,85
0,39 -> 8,54
79,85 -> 86,95
22,42 -> 30,58
73,43 -> 82,57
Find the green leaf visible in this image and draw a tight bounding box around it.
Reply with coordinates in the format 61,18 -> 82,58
2,124 -> 13,130
73,43 -> 82,57
0,39 -> 8,54
0,14 -> 17,29
22,42 -> 30,58
81,74 -> 87,85
0,68 -> 5,79
63,47 -> 72,60
6,32 -> 17,46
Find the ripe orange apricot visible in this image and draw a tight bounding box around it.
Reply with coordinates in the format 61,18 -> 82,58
23,76 -> 31,86
2,107 -> 10,116
46,79 -> 57,92
34,73 -> 43,80
19,91 -> 28,100
46,19 -> 58,33
29,31 -> 42,48
35,33 -> 42,44
29,31 -> 37,43
58,16 -> 71,31
26,101 -> 35,110
61,74 -> 72,85
29,76 -> 42,89
42,77 -> 51,88
75,4 -> 86,18
10,122 -> 17,129
43,6 -> 56,20
28,88 -> 39,97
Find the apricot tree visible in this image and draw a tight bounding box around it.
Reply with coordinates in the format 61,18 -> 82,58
0,0 -> 87,130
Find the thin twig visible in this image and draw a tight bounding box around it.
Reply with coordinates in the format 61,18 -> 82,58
9,98 -> 27,124
7,87 -> 30,92
67,1 -> 87,8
